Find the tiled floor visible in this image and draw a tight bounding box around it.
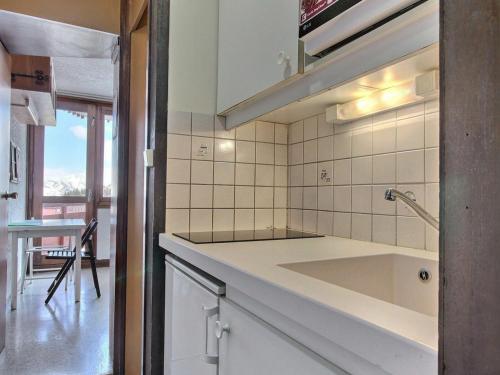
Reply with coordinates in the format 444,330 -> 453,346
0,267 -> 112,375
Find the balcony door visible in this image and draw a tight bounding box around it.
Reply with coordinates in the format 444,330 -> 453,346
29,97 -> 112,267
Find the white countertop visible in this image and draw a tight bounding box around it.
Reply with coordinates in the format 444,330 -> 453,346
160,233 -> 438,374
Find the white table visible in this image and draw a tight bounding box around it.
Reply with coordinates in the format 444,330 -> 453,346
8,219 -> 86,310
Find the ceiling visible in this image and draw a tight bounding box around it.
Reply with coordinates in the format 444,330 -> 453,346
258,44 -> 439,124
0,10 -> 116,100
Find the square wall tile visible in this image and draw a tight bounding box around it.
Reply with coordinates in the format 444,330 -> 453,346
372,215 -> 396,245
317,113 -> 333,138
235,209 -> 254,230
289,120 -> 303,144
303,116 -> 318,141
372,185 -> 396,215
289,165 -> 303,187
333,159 -> 351,185
235,163 -> 255,185
426,224 -> 439,251
190,209 -> 213,232
290,187 -> 303,209
289,143 -> 304,165
255,121 -> 275,143
334,186 -> 351,212
352,156 -> 373,185
168,111 -> 191,135
167,134 -> 191,159
425,99 -> 439,114
236,122 -> 255,141
255,187 -> 274,208
235,186 -> 254,208
397,216 -> 425,249
373,153 -> 396,184
214,116 -> 235,139
191,136 -> 214,160
372,111 -> 396,126
397,103 -> 424,120
334,132 -> 352,160
165,209 -> 189,233
255,209 -> 273,229
192,113 -> 214,137
372,122 -> 396,154
425,113 -> 439,148
214,185 -> 235,208
167,159 -> 190,184
333,212 -> 351,238
303,187 -> 318,210
166,184 -> 190,208
256,165 -> 274,186
274,209 -> 287,228
352,185 -> 372,213
396,150 -> 424,183
351,128 -> 373,157
304,163 -> 317,186
191,185 -> 213,208
236,141 -> 256,163
397,116 -> 425,151
214,139 -> 235,162
289,209 -> 303,230
425,183 -> 439,218
304,139 -> 318,163
275,124 -> 288,145
275,144 -> 288,165
352,214 -> 372,241
397,184 -> 425,217
303,210 -> 318,232
213,209 -> 234,231
425,148 -> 439,182
214,162 -> 235,185
317,136 -> 334,162
317,161 -> 333,186
256,142 -> 275,164
274,187 -> 287,208
191,160 -> 213,184
317,211 -> 333,235
275,166 -> 288,187
318,186 -> 334,211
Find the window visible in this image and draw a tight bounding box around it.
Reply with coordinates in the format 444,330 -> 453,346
102,113 -> 113,198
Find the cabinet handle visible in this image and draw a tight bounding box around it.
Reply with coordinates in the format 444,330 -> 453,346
215,320 -> 230,340
202,305 -> 219,365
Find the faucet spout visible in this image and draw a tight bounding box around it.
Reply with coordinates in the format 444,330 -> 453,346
384,188 -> 439,232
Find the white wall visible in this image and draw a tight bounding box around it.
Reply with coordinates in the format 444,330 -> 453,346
168,0 -> 219,115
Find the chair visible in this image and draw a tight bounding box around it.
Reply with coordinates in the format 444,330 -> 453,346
44,218 -> 101,304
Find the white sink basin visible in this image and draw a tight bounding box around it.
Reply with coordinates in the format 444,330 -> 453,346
280,254 -> 438,317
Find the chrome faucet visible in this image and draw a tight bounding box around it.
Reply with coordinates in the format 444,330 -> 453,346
384,188 -> 439,231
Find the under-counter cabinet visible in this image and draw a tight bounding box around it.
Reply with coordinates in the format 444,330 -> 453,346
217,299 -> 346,375
217,0 -> 302,114
164,255 -> 345,375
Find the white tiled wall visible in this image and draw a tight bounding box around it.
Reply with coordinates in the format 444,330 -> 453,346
287,100 -> 439,251
166,113 -> 288,233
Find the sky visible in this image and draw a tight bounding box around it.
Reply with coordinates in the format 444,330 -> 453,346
44,109 -> 112,195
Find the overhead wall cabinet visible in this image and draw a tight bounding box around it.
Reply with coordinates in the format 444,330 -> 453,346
10,54 -> 56,127
217,0 -> 302,115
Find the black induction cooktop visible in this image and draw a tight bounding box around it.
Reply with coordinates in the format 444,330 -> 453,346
173,229 -> 323,244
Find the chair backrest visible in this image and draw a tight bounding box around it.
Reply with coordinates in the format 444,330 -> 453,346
81,218 -> 98,257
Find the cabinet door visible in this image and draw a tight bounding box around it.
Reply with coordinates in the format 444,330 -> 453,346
218,300 -> 347,375
217,0 -> 301,114
165,262 -> 218,375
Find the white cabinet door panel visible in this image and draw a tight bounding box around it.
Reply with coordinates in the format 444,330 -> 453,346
218,299 -> 347,375
217,0 -> 301,113
165,262 -> 218,375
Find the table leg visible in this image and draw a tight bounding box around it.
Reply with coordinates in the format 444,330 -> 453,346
10,233 -> 18,310
74,230 -> 81,303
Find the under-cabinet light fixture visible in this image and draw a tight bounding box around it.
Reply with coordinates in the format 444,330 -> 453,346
326,70 -> 438,124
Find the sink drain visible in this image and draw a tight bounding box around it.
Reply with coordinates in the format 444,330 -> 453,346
418,268 -> 431,282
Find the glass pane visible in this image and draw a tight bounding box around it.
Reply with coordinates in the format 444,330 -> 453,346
44,109 -> 88,197
41,203 -> 86,247
103,114 -> 113,197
